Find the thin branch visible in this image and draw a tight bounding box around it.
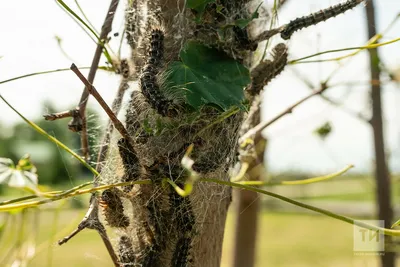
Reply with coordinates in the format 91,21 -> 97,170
289,37 -> 400,64
289,68 -> 370,123
70,64 -> 134,146
63,65 -> 130,267
1,180 -> 152,211
0,66 -> 112,86
278,0 -> 289,8
254,0 -> 364,42
56,1 -> 120,265
0,94 -> 98,175
317,85 -> 371,123
58,71 -> 129,267
239,87 -> 327,145
43,110 -> 75,121
96,79 -> 129,173
200,178 -> 400,237
72,0 -> 119,160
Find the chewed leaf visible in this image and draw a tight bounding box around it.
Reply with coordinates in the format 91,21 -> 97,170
0,155 -> 38,190
164,41 -> 249,111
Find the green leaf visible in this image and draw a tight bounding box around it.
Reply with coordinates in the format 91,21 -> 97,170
0,155 -> 38,190
314,122 -> 332,140
186,0 -> 216,14
164,41 -> 249,111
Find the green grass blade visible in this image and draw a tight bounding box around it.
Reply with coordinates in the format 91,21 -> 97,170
74,0 -> 99,35
290,37 -> 400,64
201,178 -> 400,237
55,0 -> 114,64
0,95 -> 98,176
0,66 -> 111,85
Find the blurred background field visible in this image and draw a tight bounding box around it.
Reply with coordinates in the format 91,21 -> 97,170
1,174 -> 400,267
0,209 -> 396,267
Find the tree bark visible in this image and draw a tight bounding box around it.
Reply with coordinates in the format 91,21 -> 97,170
364,1 -> 395,266
116,1 -> 255,266
231,96 -> 266,267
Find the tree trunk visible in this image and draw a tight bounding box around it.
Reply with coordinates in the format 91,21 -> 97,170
106,1 -> 256,266
231,96 -> 266,267
364,1 -> 395,266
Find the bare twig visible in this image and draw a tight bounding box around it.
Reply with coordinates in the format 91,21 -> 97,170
239,87 -> 327,145
289,68 -> 370,123
278,0 -> 289,8
70,64 -> 134,146
96,79 -> 129,172
72,0 -> 120,160
43,109 -> 75,121
58,73 -> 130,267
58,196 -> 120,266
57,1 -> 121,266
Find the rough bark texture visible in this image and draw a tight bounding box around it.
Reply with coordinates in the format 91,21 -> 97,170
365,0 -> 395,266
101,1 -> 257,266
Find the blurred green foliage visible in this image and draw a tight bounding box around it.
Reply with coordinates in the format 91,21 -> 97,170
0,101 -> 101,185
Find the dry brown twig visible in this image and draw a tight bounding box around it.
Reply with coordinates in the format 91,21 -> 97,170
57,63 -> 131,267
70,63 -> 134,146
43,109 -> 75,121
75,0 -> 120,161
55,1 -> 122,266
44,0 -> 120,160
239,86 -> 328,145
289,67 -> 370,123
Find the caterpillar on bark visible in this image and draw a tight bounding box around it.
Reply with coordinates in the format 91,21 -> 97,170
100,188 -> 130,228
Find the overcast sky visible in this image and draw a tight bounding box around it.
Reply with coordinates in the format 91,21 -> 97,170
0,0 -> 399,174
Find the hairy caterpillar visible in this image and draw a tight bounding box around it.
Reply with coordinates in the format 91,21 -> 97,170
117,138 -> 142,192
281,0 -> 364,40
249,43 -> 288,95
100,188 -> 130,228
139,29 -> 175,117
170,187 -> 195,267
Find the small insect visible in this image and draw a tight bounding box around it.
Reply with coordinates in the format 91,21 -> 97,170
281,0 -> 364,40
100,188 -> 130,228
